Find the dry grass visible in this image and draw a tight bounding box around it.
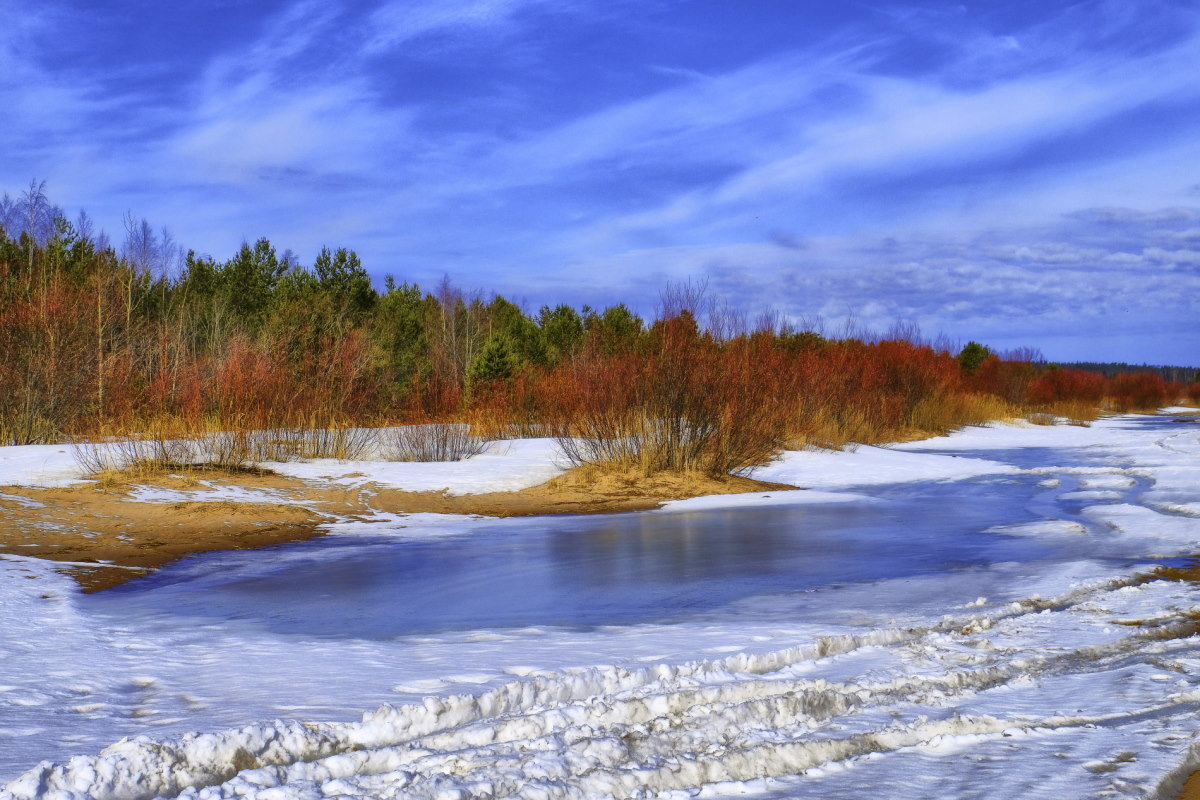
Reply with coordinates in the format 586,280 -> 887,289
0,479 -> 323,591
69,420 -> 370,482
290,425 -> 377,460
787,392 -> 1019,451
0,411 -> 58,446
380,423 -> 487,462
788,407 -> 879,450
1041,400 -> 1101,425
554,411 -> 776,478
910,391 -> 1017,432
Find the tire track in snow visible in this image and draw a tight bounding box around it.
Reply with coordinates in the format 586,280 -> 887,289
6,569 -> 1181,800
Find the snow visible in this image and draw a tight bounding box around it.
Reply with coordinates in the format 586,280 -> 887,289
657,489 -> 874,513
11,566 -> 1200,800
267,438 -> 566,495
0,438 -> 567,496
4,412 -> 1200,798
0,444 -> 84,488
755,442 -> 1019,488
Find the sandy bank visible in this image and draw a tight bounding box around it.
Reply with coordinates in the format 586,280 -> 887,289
0,474 -> 328,591
0,467 -> 797,591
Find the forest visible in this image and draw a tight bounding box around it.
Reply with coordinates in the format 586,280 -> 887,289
2,182 -> 1197,476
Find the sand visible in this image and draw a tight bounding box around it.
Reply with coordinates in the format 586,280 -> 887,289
0,478 -> 327,591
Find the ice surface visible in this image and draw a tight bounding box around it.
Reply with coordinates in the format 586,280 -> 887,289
4,413 -> 1200,798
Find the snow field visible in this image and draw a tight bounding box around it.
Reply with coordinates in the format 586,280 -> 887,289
10,568 -> 1200,800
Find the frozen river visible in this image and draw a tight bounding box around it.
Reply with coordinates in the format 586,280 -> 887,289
88,472 -> 1062,637
4,414 -> 1200,798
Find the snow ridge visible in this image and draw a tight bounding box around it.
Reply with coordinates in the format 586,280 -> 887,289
3,571 -> 1162,800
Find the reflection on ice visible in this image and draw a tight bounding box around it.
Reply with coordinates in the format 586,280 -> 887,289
87,473 -> 1059,637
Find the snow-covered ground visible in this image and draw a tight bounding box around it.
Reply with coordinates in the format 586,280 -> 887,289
0,437 -> 567,496
3,411 -> 1200,799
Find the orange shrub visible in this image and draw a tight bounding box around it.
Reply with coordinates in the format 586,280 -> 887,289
1107,372 -> 1172,411
1027,369 -> 1106,406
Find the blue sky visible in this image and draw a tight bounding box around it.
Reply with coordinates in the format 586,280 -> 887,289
3,0 -> 1200,364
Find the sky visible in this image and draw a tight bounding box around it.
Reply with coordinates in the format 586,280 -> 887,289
2,0 -> 1199,364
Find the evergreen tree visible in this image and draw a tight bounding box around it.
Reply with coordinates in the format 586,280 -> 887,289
467,335 -> 521,387
537,304 -> 585,363
586,303 -> 643,354
487,296 -> 547,366
314,246 -> 375,313
957,341 -> 992,375
374,279 -> 433,391
221,238 -> 285,323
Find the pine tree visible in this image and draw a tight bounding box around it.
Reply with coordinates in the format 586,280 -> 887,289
957,341 -> 991,375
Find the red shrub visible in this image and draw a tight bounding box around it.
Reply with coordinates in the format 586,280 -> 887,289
1027,369 -> 1106,406
1108,372 -> 1172,411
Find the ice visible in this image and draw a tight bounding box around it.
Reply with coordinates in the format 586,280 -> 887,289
4,415 -> 1200,798
987,520 -> 1089,537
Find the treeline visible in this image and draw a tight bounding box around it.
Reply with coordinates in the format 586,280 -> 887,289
2,184 -> 1196,475
1059,362 -> 1200,384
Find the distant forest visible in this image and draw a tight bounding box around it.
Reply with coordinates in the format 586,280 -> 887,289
2,181 -> 1196,474
1060,363 -> 1200,383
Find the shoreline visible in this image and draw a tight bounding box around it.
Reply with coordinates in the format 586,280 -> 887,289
0,467 -> 798,591
2,411 -> 1193,592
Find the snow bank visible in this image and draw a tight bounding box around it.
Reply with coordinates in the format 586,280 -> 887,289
267,438 -> 565,495
657,488 -> 874,513
0,438 -> 567,496
756,443 -> 1018,488
0,444 -> 83,488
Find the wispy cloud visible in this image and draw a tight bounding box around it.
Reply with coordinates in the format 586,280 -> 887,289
542,20 -> 1200,251
362,0 -> 569,54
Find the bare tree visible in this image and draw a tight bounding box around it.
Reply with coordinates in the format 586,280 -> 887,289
74,210 -> 96,245
121,212 -> 153,328
21,180 -> 54,242
705,298 -> 746,341
885,319 -> 925,345
0,192 -> 17,236
434,275 -> 485,386
1001,346 -> 1045,364
658,277 -> 709,320
122,213 -> 157,275
121,213 -> 179,325
0,180 -> 61,247
752,308 -> 784,336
